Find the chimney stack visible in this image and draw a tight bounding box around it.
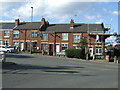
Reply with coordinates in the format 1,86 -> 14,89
15,19 -> 19,26
41,18 -> 46,25
70,19 -> 74,28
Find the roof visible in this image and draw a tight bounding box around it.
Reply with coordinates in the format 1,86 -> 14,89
3,21 -> 105,33
42,23 -> 104,33
14,22 -> 42,30
0,22 -> 15,30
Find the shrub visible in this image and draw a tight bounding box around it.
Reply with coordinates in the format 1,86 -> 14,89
65,48 -> 82,58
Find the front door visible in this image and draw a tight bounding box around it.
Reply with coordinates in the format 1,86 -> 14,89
20,42 -> 24,51
56,44 -> 60,53
89,47 -> 93,57
49,44 -> 53,55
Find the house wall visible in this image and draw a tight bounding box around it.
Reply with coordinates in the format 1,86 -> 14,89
0,29 -> 106,57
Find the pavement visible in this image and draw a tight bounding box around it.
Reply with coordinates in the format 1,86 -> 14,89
1,53 -> 119,88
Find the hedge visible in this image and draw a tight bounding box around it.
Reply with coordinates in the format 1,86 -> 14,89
65,48 -> 83,59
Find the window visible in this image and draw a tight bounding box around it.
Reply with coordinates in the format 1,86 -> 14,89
0,40 -> 2,45
32,32 -> 37,38
62,44 -> 68,51
41,44 -> 48,51
96,35 -> 102,43
4,31 -> 10,37
73,46 -> 80,49
4,40 -> 9,46
13,31 -> 19,38
73,35 -> 80,43
96,47 -> 102,55
62,33 -> 68,40
41,34 -> 48,40
13,42 -> 19,49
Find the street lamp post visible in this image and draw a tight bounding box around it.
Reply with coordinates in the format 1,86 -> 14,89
30,7 -> 33,54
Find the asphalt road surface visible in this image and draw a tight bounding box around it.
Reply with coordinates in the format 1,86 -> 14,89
2,53 -> 118,88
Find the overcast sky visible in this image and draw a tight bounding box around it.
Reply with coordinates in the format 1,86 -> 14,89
0,0 -> 119,44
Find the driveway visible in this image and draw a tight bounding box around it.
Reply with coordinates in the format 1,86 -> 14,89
2,53 -> 118,88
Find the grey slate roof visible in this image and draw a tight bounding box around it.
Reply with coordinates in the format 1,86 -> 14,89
13,21 -> 105,33
0,23 -> 15,29
43,23 -> 104,33
14,22 -> 42,30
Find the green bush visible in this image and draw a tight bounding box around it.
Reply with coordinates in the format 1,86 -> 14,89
65,48 -> 82,58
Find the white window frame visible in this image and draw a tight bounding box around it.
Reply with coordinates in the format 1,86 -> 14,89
73,35 -> 80,43
73,46 -> 80,49
41,34 -> 48,41
32,32 -> 37,38
13,42 -> 19,49
4,31 -> 10,38
13,31 -> 19,38
96,47 -> 102,55
4,40 -> 9,46
62,33 -> 68,40
0,40 -> 2,45
62,44 -> 68,51
41,44 -> 48,51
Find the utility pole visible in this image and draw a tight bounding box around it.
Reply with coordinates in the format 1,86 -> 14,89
30,7 -> 33,54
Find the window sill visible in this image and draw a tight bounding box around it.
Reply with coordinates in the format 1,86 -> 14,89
13,37 -> 19,39
41,40 -> 48,41
62,40 -> 68,41
95,53 -> 102,55
4,36 -> 10,38
73,42 -> 79,43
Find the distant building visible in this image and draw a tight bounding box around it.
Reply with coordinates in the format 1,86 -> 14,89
0,18 -> 113,58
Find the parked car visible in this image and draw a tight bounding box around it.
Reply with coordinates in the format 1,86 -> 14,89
0,45 -> 15,53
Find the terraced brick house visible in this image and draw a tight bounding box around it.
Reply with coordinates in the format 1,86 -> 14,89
0,18 -> 112,58
0,22 -> 15,46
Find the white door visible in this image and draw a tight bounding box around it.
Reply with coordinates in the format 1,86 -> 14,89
56,44 -> 60,52
20,42 -> 24,51
89,47 -> 93,57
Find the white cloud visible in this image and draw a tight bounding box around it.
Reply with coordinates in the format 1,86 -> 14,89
112,11 -> 120,15
0,20 -> 14,22
1,0 -> 119,23
1,1 -> 95,21
0,0 -> 120,2
85,16 -> 96,21
96,19 -> 104,23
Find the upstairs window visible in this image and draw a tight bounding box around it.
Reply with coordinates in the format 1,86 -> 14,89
41,34 -> 48,41
62,33 -> 68,40
4,31 -> 10,38
73,35 -> 80,43
13,31 -> 19,38
32,32 -> 37,38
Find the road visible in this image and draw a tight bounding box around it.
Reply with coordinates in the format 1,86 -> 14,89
2,53 -> 118,88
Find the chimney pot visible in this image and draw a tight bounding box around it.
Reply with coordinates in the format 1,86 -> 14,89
41,18 -> 46,25
15,19 -> 19,26
70,19 -> 74,27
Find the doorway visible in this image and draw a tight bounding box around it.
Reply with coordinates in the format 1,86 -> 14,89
49,44 -> 53,55
20,42 -> 24,51
89,47 -> 93,57
56,44 -> 60,53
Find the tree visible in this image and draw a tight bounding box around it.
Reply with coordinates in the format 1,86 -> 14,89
116,34 -> 120,44
79,37 -> 88,59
